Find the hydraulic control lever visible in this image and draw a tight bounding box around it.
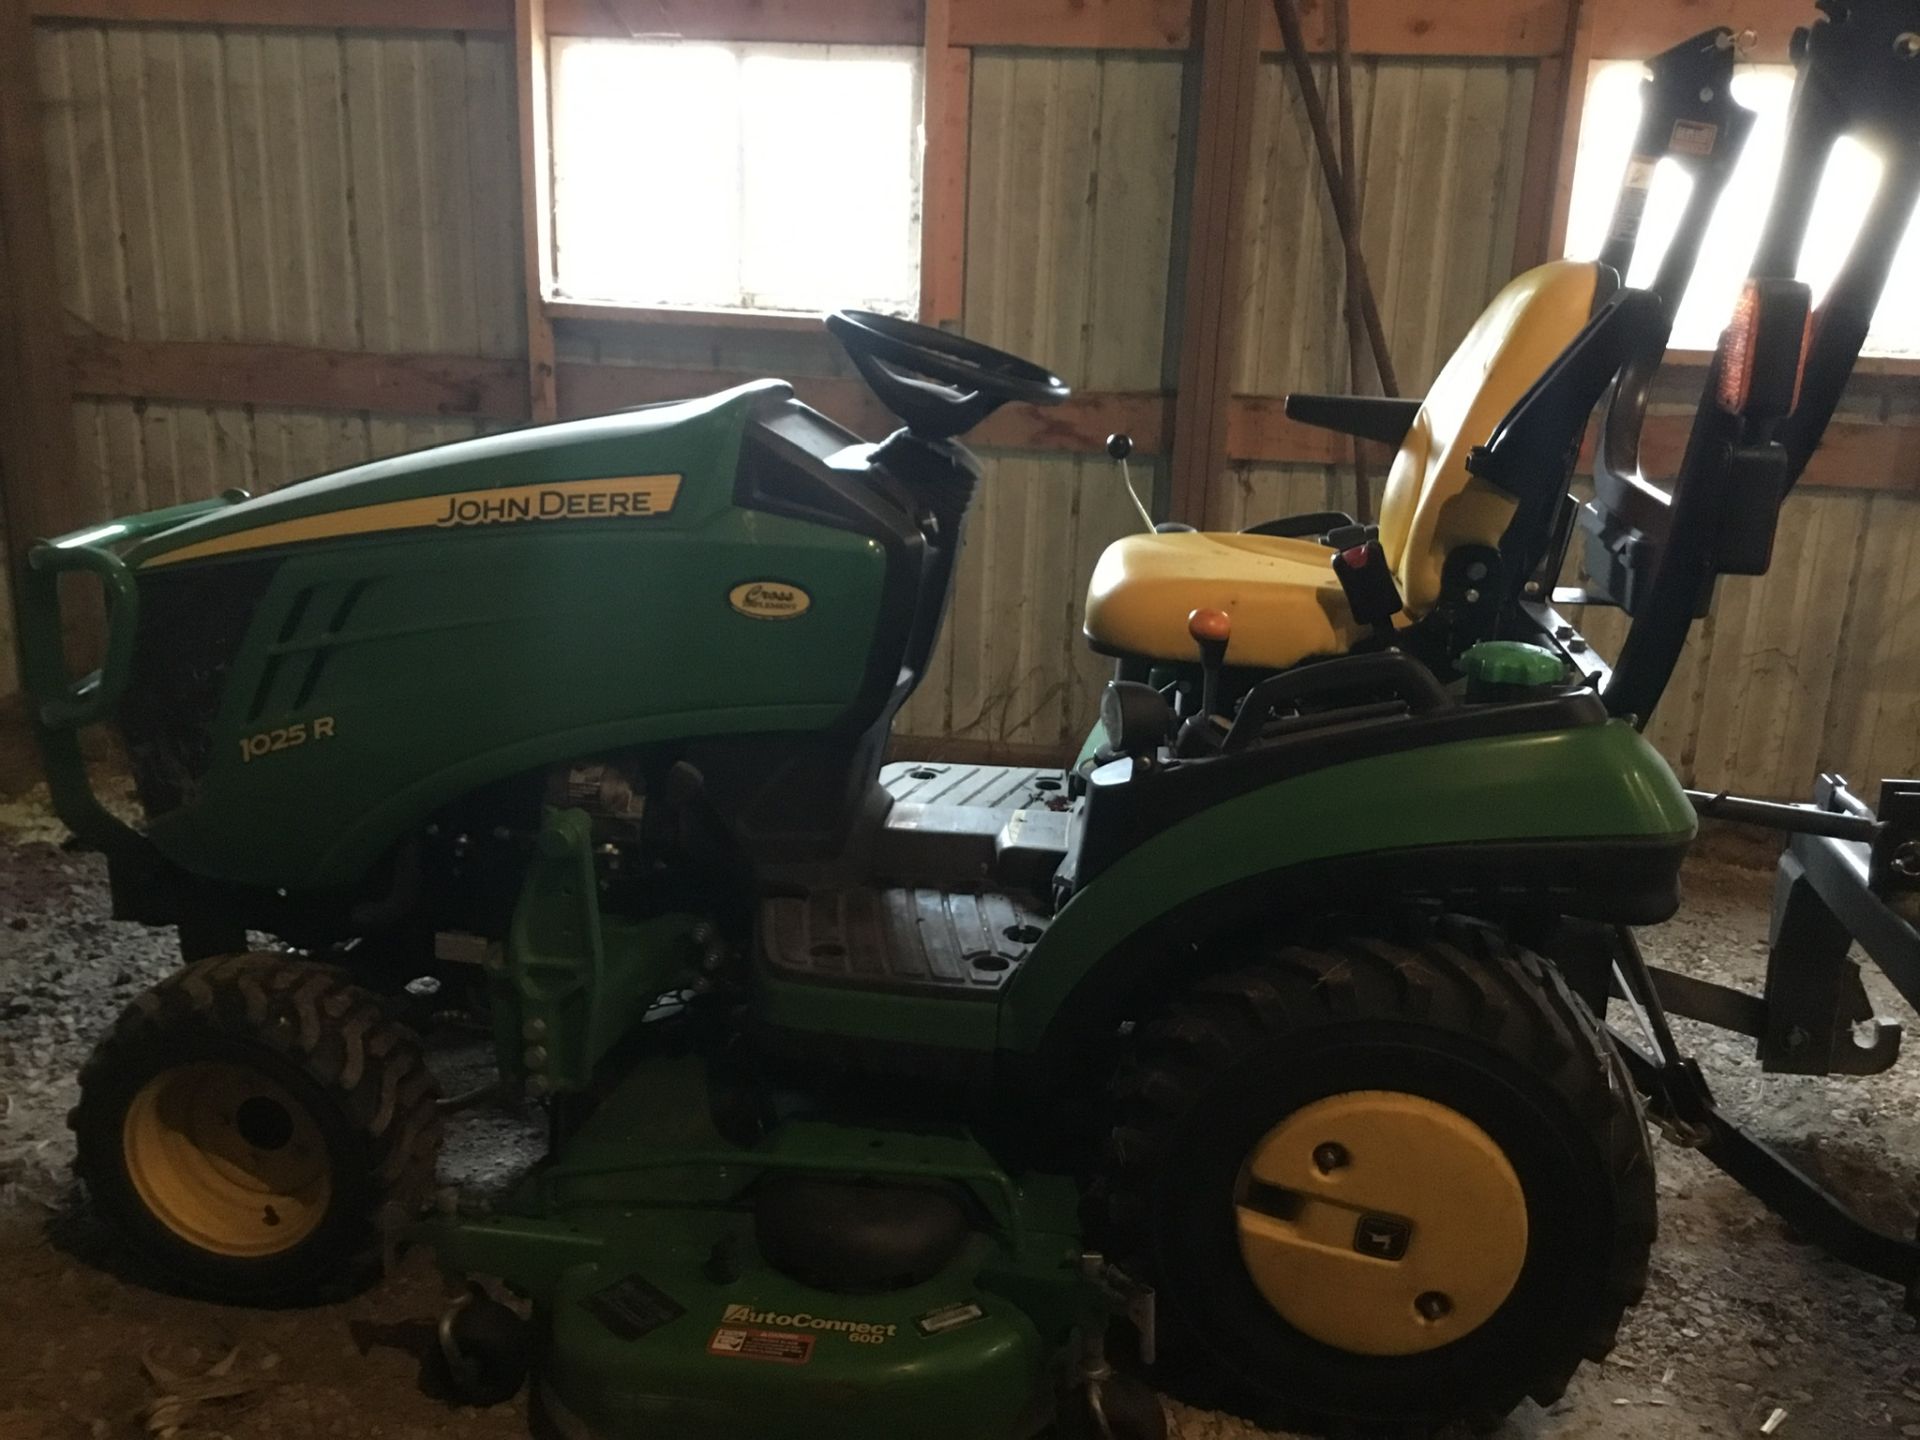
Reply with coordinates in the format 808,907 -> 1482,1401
1107,433 -> 1156,533
1176,608 -> 1233,756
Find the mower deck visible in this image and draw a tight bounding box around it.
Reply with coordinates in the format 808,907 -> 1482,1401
430,1050 -> 1089,1440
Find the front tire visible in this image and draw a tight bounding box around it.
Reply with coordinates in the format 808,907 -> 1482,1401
1097,919 -> 1655,1436
70,952 -> 443,1304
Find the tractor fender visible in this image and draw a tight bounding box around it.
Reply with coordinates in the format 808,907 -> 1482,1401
997,720 -> 1695,1075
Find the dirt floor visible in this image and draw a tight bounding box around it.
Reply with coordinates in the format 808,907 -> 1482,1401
6,784 -> 1920,1440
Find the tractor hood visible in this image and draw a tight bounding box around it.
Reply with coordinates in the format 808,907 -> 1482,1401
127,380 -> 793,571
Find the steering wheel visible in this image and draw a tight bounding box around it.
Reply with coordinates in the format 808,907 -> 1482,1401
826,309 -> 1071,440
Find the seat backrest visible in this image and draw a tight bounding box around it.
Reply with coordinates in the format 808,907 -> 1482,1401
1377,260 -> 1604,614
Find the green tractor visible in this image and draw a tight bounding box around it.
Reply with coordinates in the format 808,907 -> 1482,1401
16,4 -> 1919,1437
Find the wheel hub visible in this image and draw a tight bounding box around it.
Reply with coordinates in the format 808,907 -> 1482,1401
122,1060 -> 332,1257
1233,1089 -> 1527,1356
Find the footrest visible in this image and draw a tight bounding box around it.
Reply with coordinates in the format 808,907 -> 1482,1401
760,887 -> 1049,998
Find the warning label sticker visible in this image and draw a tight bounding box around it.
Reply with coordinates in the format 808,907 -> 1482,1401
707,1327 -> 816,1365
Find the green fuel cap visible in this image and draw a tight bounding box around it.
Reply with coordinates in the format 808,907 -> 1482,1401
1460,640 -> 1567,689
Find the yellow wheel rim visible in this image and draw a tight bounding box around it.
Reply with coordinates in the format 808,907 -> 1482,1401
1234,1090 -> 1528,1357
122,1061 -> 332,1258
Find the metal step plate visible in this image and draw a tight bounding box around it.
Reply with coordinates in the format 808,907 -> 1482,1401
880,761 -> 1067,809
876,762 -> 1072,886
760,887 -> 1050,999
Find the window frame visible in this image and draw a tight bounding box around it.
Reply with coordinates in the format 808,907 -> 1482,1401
526,1 -> 967,338
545,35 -> 928,321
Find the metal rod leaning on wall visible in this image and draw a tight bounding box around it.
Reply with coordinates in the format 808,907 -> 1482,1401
1329,0 -> 1375,523
1269,0 -> 1400,410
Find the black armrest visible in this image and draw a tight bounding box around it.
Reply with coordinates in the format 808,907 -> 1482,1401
1242,511 -> 1352,540
1283,394 -> 1422,448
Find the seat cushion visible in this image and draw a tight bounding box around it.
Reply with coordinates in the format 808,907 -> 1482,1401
1083,530 -> 1364,670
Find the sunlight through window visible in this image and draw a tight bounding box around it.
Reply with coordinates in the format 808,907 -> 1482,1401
552,39 -> 923,315
1564,60 -> 1920,358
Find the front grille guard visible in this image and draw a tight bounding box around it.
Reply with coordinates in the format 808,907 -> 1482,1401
17,495 -> 236,856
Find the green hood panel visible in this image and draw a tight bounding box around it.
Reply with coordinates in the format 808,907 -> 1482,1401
127,380 -> 790,570
998,719 -> 1694,1051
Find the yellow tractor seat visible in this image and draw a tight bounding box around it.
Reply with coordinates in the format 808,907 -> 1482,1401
1084,530 -> 1365,671
1084,259 -> 1609,670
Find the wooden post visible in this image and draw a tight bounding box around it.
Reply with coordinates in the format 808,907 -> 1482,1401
1508,0 -> 1584,271
1545,0 -> 1597,260
1167,0 -> 1261,527
919,0 -> 971,326
515,0 -> 559,423
0,0 -> 81,564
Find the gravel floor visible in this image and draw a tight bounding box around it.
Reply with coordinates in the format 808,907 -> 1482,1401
4,784 -> 1920,1440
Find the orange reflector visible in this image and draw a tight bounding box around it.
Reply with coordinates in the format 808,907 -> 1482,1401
1188,607 -> 1232,645
1716,278 -> 1815,419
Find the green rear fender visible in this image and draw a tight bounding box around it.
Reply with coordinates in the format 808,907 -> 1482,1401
999,719 -> 1694,1055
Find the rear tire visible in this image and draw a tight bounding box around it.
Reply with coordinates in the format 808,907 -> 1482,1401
1096,919 -> 1655,1436
70,952 -> 442,1304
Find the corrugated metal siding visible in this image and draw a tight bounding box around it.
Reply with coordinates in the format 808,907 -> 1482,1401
897,50 -> 1181,750
1,21 -> 521,705
67,398 -> 482,521
1235,58 -> 1537,405
1569,491 -> 1920,801
34,21 -> 522,355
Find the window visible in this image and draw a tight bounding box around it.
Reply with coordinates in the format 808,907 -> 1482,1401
550,39 -> 923,316
1563,60 -> 1920,358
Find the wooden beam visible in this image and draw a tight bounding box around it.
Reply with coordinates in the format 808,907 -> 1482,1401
31,0 -> 511,28
1227,396 -> 1392,467
555,361 -> 1168,453
1510,2 -> 1579,271
35,0 -> 1795,57
545,0 -> 919,44
1603,413 -> 1920,495
1544,0 -> 1597,261
918,0 -> 971,326
516,0 -> 559,423
46,334 -> 1916,494
1167,0 -> 1261,525
0,0 -> 82,560
1590,0 -> 1811,61
949,0 -> 1567,55
60,336 -> 1163,452
1252,0 -> 1565,55
547,300 -> 823,332
67,334 -> 530,419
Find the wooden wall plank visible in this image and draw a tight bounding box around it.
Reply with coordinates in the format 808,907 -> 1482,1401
33,0 -> 512,31
1591,0 -> 1812,61
29,0 -> 1812,58
1544,0 -> 1596,260
51,333 -> 1920,496
950,0 -> 1568,55
1167,0 -> 1260,523
918,0 -> 970,326
68,333 -> 529,417
1,0 -> 84,559
515,0 -> 557,420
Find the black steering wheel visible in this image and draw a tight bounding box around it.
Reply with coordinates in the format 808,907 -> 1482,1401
827,309 -> 1071,440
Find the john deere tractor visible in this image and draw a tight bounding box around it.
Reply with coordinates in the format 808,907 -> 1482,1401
18,2 -> 1920,1436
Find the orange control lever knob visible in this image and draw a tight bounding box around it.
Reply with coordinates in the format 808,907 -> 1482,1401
1188,608 -> 1232,646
